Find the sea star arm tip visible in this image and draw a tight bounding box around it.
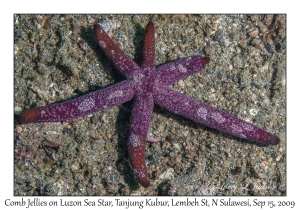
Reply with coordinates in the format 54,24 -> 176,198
270,134 -> 280,145
18,108 -> 41,124
141,21 -> 155,69
128,133 -> 151,188
255,130 -> 280,145
201,56 -> 210,66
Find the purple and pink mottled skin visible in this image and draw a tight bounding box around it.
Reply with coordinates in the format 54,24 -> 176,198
18,21 -> 280,188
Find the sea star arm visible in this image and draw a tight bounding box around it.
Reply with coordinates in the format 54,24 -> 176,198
156,56 -> 210,85
128,91 -> 154,188
153,85 -> 280,145
94,23 -> 141,79
141,21 -> 155,69
19,80 -> 136,124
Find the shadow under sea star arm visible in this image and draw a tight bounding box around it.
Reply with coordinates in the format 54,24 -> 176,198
19,80 -> 136,124
153,85 -> 280,145
94,23 -> 141,79
128,92 -> 154,188
156,56 -> 210,85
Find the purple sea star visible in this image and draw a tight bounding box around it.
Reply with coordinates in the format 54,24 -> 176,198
18,21 -> 280,188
